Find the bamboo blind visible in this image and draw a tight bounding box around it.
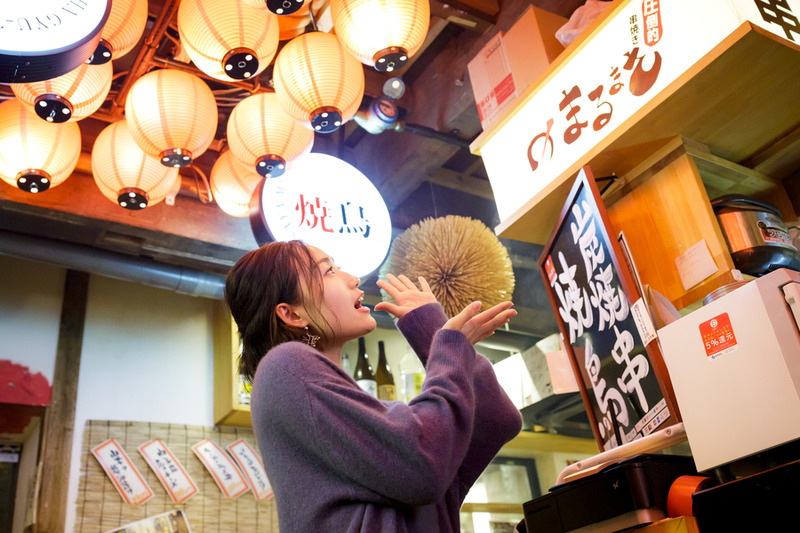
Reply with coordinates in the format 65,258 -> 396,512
76,420 -> 278,532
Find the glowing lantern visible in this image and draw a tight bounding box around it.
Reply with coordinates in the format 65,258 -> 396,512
226,92 -> 314,178
330,0 -> 430,72
89,0 -> 148,64
91,121 -> 180,210
210,150 -> 263,217
178,0 -> 279,82
0,99 -> 81,193
124,69 -> 218,168
11,62 -> 113,123
273,31 -> 365,133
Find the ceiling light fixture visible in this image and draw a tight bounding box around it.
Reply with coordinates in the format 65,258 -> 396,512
209,150 -> 264,218
273,31 -> 365,133
330,0 -> 430,72
91,121 -> 180,210
88,0 -> 149,65
0,99 -> 81,194
227,92 -> 314,178
11,62 -> 113,123
177,0 -> 279,82
124,69 -> 219,168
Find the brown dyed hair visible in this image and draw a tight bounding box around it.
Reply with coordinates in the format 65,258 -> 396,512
225,240 -> 330,382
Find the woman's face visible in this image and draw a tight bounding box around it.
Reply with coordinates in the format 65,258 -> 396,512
305,246 -> 376,343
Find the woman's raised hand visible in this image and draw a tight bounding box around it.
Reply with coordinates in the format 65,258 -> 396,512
374,274 -> 438,319
443,301 -> 516,345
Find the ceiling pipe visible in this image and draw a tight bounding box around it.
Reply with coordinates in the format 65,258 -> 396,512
0,230 -> 225,300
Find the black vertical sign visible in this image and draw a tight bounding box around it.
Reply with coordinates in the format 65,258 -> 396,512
539,167 -> 679,451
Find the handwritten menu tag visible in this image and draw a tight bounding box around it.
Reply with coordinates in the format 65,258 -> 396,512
631,298 -> 658,347
138,439 -> 199,503
191,439 -> 249,499
226,439 -> 273,500
91,439 -> 154,505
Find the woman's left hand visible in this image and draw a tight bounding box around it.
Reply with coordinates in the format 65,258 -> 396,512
443,300 -> 517,345
374,274 -> 437,319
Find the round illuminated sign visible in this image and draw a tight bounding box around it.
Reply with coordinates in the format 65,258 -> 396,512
251,153 -> 392,278
0,1 -> 111,83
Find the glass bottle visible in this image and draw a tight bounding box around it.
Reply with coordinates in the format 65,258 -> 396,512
375,341 -> 397,401
399,350 -> 425,403
341,352 -> 354,377
354,337 -> 377,398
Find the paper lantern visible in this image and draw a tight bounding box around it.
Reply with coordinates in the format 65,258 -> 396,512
273,31 -> 365,133
89,0 -> 148,64
330,0 -> 429,72
242,0 -> 305,16
11,62 -> 113,123
178,0 -> 279,81
226,92 -> 314,178
210,150 -> 263,217
91,120 -> 180,210
124,69 -> 218,167
0,99 -> 81,193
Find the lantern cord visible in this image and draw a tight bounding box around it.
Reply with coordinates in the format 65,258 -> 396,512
188,166 -> 213,204
428,180 -> 439,219
308,6 -> 319,31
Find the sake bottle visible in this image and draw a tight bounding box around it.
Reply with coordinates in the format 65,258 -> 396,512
354,337 -> 378,398
375,341 -> 397,401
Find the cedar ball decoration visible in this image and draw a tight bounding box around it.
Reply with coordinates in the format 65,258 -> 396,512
379,215 -> 515,318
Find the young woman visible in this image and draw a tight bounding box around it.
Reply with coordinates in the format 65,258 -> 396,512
225,240 -> 522,532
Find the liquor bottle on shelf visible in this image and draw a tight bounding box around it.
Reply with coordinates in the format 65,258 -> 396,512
354,337 -> 377,398
341,352 -> 354,377
399,351 -> 425,403
375,341 -> 397,401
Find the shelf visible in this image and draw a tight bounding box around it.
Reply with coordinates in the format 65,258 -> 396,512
489,24 -> 800,244
213,301 -> 252,427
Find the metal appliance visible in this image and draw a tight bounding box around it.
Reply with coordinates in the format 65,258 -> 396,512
656,268 -> 800,472
711,195 -> 800,276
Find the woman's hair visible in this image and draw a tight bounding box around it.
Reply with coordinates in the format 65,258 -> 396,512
225,240 -> 330,382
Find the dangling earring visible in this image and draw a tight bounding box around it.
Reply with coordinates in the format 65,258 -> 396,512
303,325 -> 320,348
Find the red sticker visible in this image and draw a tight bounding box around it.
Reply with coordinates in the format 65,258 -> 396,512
642,0 -> 662,46
698,312 -> 737,358
545,255 -> 557,285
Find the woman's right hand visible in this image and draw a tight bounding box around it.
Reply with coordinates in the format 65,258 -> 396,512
374,274 -> 438,319
443,301 -> 517,345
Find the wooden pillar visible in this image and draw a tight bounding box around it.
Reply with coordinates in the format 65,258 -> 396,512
35,270 -> 89,533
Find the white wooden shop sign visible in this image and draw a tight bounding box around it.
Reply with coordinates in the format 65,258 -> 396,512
476,0 -> 800,224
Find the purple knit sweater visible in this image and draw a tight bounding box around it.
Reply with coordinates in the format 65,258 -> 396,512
250,303 -> 522,532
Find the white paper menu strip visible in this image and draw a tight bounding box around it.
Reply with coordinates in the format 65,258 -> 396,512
227,439 -> 274,500
138,439 -> 199,503
91,439 -> 154,505
191,439 -> 250,499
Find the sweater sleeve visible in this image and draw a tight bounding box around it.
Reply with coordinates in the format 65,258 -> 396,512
256,334 -> 477,506
397,303 -> 523,501
395,302 -> 446,366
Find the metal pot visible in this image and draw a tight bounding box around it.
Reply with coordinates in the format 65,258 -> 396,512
711,194 -> 800,277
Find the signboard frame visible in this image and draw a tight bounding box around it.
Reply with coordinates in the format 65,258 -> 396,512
538,166 -> 681,451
